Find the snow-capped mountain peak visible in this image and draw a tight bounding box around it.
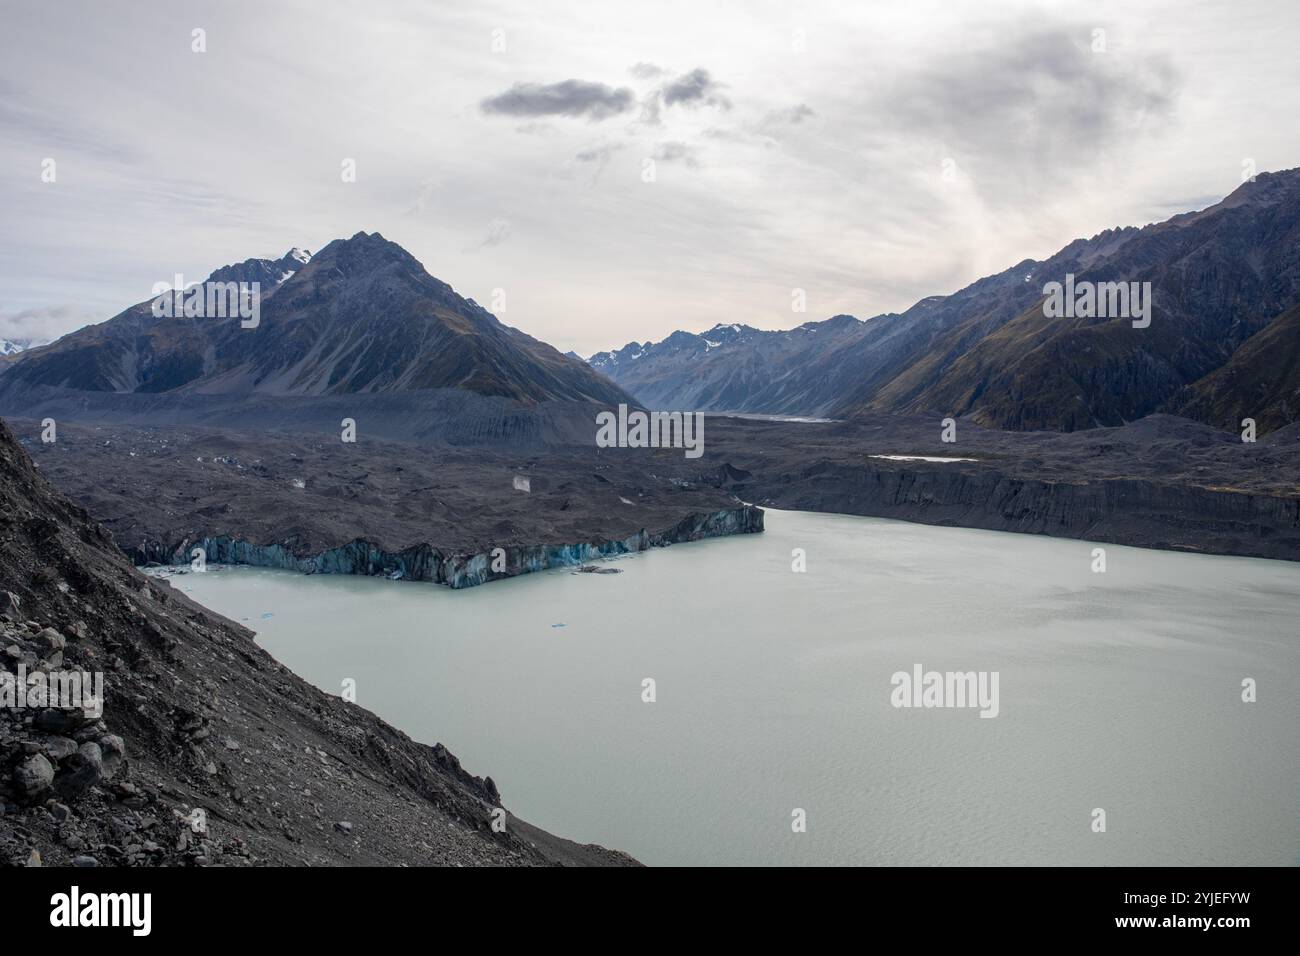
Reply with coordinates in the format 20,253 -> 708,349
0,338 -> 44,357
205,247 -> 315,289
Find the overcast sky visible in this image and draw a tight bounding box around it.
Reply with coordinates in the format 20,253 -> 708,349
2,0 -> 1298,355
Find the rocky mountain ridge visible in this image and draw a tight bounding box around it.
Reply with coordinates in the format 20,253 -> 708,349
589,169 -> 1300,434
0,233 -> 631,409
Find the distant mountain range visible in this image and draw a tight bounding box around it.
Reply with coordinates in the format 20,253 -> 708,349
589,169 -> 1300,434
588,316 -> 870,417
7,172 -> 1298,440
0,232 -> 630,408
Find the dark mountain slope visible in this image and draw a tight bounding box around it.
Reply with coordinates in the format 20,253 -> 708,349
190,233 -> 630,403
1171,300 -> 1300,432
0,250 -> 311,395
590,169 -> 1300,433
0,233 -> 631,408
588,316 -> 875,415
881,170 -> 1300,429
0,417 -> 634,866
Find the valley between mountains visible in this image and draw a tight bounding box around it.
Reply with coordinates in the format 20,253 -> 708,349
590,169 -> 1300,436
2,170 -> 1298,870
4,175 -> 1299,578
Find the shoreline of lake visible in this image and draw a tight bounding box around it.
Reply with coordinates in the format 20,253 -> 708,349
173,508 -> 1300,866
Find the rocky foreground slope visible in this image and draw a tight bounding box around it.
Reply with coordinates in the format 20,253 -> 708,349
0,419 -> 636,866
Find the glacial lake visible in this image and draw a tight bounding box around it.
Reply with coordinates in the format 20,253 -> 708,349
174,509 -> 1300,866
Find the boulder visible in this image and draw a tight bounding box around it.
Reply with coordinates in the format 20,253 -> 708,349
14,753 -> 55,801
54,742 -> 104,800
42,736 -> 78,762
33,708 -> 93,735
98,734 -> 125,778
0,591 -> 20,621
36,628 -> 66,658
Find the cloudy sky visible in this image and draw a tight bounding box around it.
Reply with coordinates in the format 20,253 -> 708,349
3,0 -> 1298,355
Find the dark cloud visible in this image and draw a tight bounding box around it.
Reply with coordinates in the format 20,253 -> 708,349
481,79 -> 635,121
662,68 -> 731,110
880,26 -> 1180,195
630,62 -> 664,79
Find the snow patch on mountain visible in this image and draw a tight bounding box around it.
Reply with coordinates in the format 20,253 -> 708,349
0,338 -> 44,357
